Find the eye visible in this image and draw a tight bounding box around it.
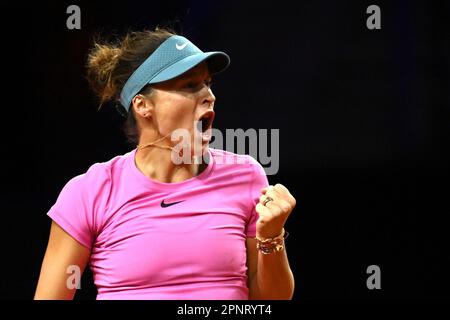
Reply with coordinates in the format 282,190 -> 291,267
205,79 -> 213,88
185,82 -> 198,89
182,77 -> 212,90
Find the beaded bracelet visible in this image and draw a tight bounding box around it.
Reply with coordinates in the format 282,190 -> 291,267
255,228 -> 289,255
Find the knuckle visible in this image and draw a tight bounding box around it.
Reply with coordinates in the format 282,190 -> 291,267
291,197 -> 297,207
279,200 -> 290,212
268,212 -> 276,220
272,207 -> 282,216
271,211 -> 280,219
286,194 -> 296,207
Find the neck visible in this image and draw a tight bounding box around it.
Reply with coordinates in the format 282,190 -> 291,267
134,131 -> 208,183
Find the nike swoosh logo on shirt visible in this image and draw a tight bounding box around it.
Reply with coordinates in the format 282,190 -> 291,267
176,43 -> 188,50
161,199 -> 185,208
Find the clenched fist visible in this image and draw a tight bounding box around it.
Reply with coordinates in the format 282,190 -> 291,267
255,183 -> 296,239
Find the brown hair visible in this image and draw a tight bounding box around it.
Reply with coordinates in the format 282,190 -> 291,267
85,27 -> 176,145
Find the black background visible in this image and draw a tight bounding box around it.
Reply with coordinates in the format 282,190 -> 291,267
0,0 -> 449,300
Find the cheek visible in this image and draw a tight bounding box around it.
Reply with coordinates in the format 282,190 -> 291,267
156,98 -> 195,132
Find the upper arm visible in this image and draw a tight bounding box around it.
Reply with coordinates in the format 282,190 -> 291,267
34,221 -> 91,300
246,237 -> 259,297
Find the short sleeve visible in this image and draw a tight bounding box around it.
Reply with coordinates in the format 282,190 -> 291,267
47,164 -> 111,250
245,158 -> 269,238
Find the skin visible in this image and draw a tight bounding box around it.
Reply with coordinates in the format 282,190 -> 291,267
34,221 -> 90,299
247,184 -> 296,299
34,61 -> 295,300
131,61 -> 215,183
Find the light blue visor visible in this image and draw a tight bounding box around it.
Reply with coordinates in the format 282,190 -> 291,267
119,35 -> 230,112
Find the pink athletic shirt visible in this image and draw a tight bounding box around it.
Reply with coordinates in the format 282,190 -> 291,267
47,147 -> 268,300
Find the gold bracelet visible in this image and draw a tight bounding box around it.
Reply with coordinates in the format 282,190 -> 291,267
255,228 -> 289,255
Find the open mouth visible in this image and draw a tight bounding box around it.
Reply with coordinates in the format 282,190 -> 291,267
198,111 -> 215,133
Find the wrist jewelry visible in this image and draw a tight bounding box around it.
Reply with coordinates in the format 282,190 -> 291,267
255,228 -> 289,255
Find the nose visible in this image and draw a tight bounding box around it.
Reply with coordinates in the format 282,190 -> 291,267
201,85 -> 216,108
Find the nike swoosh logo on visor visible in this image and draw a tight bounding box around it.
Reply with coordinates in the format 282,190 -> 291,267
176,43 -> 188,50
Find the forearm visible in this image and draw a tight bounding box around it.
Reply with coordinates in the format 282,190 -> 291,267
249,247 -> 294,300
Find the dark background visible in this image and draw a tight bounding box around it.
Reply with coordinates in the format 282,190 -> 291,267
0,0 -> 449,300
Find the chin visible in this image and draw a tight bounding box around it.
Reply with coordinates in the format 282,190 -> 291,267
190,142 -> 209,158
190,143 -> 209,165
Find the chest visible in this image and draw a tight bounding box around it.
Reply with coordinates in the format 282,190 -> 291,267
90,187 -> 250,286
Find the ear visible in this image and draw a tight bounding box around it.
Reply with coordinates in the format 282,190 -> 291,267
131,94 -> 153,118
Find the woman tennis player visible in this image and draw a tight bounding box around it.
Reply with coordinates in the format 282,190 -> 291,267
34,27 -> 296,300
